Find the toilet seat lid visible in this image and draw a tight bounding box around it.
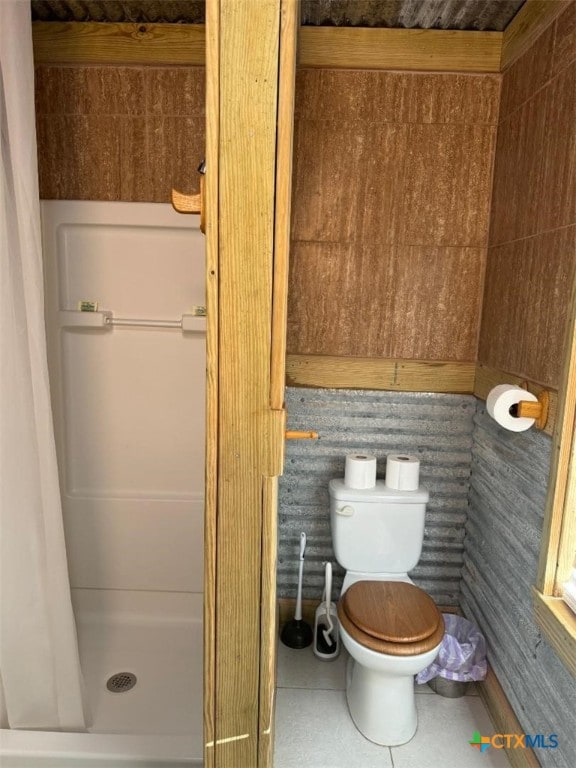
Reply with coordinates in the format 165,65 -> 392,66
341,581 -> 441,643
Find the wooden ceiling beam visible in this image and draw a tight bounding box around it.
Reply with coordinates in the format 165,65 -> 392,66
32,21 -> 206,66
33,20 -> 502,73
33,2 -> 570,73
298,26 -> 502,72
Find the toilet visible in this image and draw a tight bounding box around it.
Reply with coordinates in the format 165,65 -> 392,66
329,477 -> 444,746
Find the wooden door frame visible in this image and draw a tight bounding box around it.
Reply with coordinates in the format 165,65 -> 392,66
204,2 -> 298,766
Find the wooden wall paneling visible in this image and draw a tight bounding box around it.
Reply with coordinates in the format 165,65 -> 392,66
474,364 -> 558,437
551,1 -> 576,76
479,229 -> 576,388
498,18 -> 556,121
286,355 -> 476,393
501,0 -> 570,70
203,0 -> 219,765
32,21 -> 206,65
35,65 -> 206,203
490,79 -> 575,247
288,68 -> 497,364
287,242 -> 488,361
298,26 -> 502,72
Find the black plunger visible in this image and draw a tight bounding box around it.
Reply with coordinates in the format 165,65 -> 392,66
281,532 -> 313,648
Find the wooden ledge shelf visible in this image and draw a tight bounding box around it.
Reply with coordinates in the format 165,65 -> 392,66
32,3 -> 565,75
298,26 -> 502,72
33,21 -> 501,73
33,21 -> 206,66
286,355 -> 476,394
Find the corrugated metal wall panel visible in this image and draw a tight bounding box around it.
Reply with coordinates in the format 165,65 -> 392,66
462,403 -> 576,768
278,387 -> 475,605
31,0 -> 524,30
301,0 -> 524,31
31,1 -> 206,23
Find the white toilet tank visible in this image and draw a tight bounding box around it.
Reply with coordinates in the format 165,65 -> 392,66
329,480 -> 429,574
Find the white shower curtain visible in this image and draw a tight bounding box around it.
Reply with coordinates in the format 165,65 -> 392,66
0,0 -> 86,730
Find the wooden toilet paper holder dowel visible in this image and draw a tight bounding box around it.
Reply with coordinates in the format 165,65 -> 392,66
285,430 -> 319,440
516,389 -> 549,430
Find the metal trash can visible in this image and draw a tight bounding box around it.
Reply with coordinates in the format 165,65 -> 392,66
416,614 -> 487,698
427,676 -> 469,698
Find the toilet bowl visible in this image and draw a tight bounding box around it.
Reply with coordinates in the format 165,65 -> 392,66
337,580 -> 444,745
329,475 -> 443,746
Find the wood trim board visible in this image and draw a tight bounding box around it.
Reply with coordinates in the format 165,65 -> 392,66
32,3 -> 568,73
536,266 -> 576,591
259,3 -> 299,767
212,0 -> 281,762
258,477 -> 280,768
286,355 -> 476,393
32,21 -> 206,65
501,0 -> 570,70
477,668 -> 540,768
203,0 -> 219,765
278,598 -> 460,633
32,20 -> 501,73
269,0 -> 299,412
532,590 -> 576,678
208,1 -> 297,765
298,26 -> 502,72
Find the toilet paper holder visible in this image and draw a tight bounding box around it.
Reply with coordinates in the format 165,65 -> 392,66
514,387 -> 550,430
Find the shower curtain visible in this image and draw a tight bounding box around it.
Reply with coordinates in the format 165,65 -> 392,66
0,0 -> 86,730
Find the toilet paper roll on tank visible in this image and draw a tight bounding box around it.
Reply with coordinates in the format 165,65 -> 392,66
385,454 -> 420,491
344,453 -> 421,491
344,454 -> 377,489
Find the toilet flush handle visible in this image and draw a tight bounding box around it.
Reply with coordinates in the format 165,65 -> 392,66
337,505 -> 354,517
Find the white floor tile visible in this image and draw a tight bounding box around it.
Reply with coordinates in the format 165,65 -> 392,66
275,640 -> 504,768
274,688 -> 393,768
277,642 -> 348,690
391,695 -> 510,768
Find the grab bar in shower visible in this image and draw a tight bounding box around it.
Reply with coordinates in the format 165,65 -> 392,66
58,310 -> 206,333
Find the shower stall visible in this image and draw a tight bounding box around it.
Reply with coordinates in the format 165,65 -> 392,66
0,199 -> 205,765
2,0 -> 292,764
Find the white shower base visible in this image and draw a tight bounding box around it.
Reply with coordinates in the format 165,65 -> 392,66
0,590 -> 203,766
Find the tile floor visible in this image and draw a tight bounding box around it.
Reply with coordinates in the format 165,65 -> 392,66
274,643 -> 510,768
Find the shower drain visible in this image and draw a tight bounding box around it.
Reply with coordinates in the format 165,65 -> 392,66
106,672 -> 137,693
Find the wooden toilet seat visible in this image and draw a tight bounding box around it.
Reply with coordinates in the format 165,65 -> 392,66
337,581 -> 445,656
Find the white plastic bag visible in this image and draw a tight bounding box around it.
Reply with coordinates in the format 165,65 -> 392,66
416,614 -> 487,684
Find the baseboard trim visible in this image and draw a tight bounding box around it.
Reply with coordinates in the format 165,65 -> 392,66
278,597 -> 320,629
476,668 -> 540,768
278,598 -> 460,632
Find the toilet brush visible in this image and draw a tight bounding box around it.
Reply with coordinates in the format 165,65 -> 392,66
280,532 -> 313,649
313,562 -> 340,660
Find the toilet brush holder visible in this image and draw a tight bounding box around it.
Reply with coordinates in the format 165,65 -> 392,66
313,602 -> 340,661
